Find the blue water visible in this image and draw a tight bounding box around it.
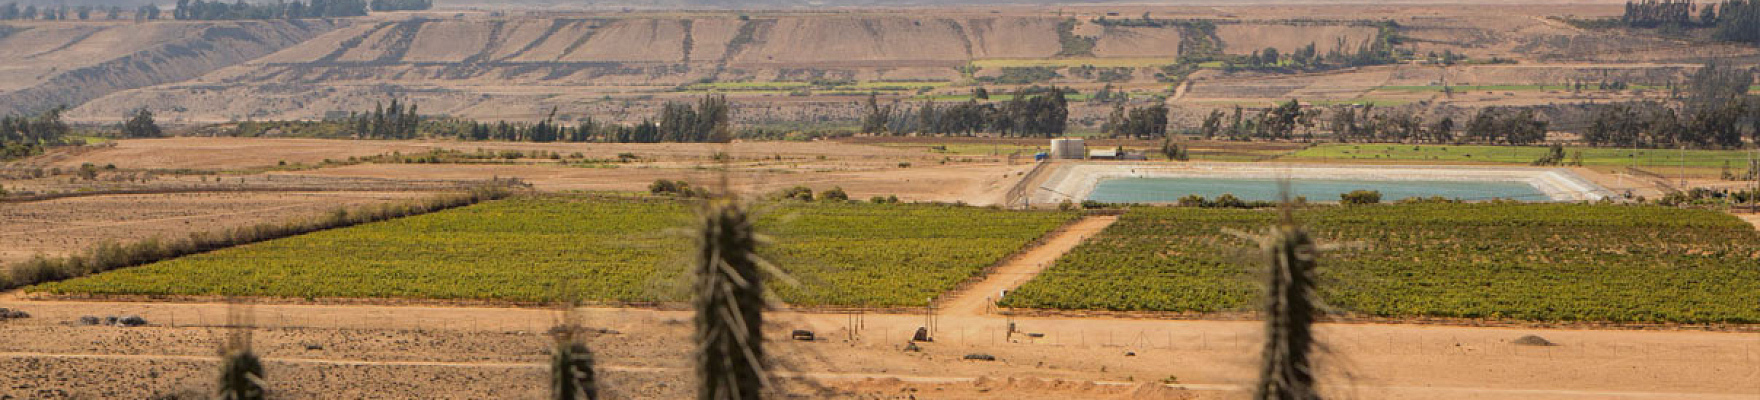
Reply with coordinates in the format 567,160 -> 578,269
1087,177 -> 1550,203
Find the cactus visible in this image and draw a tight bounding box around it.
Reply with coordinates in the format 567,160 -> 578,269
217,304 -> 265,400
550,328 -> 599,400
1251,221 -> 1322,400
691,197 -> 775,400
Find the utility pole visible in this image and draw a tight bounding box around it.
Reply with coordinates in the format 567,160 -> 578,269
1738,142 -> 1752,212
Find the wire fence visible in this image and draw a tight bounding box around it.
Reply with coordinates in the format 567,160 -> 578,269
89,305 -> 1758,365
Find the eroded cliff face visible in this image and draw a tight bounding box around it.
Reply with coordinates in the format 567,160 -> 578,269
0,19 -> 340,116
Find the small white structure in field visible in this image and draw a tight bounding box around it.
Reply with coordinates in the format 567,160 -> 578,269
1088,148 -> 1119,160
1050,138 -> 1086,160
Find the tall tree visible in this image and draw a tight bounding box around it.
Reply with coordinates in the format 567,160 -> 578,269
122,108 -> 164,138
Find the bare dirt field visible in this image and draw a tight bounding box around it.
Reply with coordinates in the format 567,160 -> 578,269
0,299 -> 1754,399
39,138 -> 934,170
12,137 -> 1032,205
0,191 -> 433,267
280,161 -> 1028,206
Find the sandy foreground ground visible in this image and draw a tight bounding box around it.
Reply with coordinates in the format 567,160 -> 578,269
0,298 -> 1755,400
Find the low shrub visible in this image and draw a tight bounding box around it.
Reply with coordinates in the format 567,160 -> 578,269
1340,190 -> 1383,205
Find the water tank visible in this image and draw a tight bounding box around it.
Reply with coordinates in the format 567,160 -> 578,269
1050,138 -> 1086,160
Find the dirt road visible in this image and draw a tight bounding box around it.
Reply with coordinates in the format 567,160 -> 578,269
940,215 -> 1119,316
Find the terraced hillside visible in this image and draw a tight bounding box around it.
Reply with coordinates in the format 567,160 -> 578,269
0,20 -> 340,116
35,6 -> 1760,126
67,15 -> 1380,123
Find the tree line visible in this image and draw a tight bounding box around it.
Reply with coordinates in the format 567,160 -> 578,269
0,107 -> 71,161
1585,100 -> 1755,148
0,3 -> 134,20
1622,0 -> 1760,45
407,95 -> 732,143
1224,32 -> 1401,73
370,0 -> 433,12
173,0 -> 368,20
1103,103 -> 1171,139
1586,62 -> 1757,148
347,99 -> 421,140
1193,101 -> 1551,145
0,106 -> 167,160
859,87 -> 1070,137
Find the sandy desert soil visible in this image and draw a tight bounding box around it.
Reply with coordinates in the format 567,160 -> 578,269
0,191 -> 433,267
0,299 -> 1754,399
37,138 -> 933,170
15,137 -> 1034,204
281,161 -> 1028,205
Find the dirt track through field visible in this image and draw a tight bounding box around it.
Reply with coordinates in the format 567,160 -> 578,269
941,215 -> 1118,316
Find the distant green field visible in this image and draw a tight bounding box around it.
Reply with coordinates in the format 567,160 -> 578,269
1285,144 -> 1758,169
1189,98 -> 1411,107
913,93 -> 1096,102
685,81 -> 812,90
1306,99 -> 1415,107
1378,85 -> 1556,92
847,81 -> 950,90
683,81 -> 949,93
34,196 -> 1075,307
69,136 -> 112,145
973,58 -> 1173,68
1375,84 -> 1707,93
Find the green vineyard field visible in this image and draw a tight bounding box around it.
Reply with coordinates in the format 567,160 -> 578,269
33,196 -> 1075,307
1000,204 -> 1760,324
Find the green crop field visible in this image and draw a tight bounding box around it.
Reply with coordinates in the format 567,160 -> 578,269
683,81 -> 813,91
913,93 -> 1096,102
972,57 -> 1172,68
1284,143 -> 1760,169
1377,85 -> 1556,92
999,204 -> 1760,324
33,196 -> 1076,307
847,81 -> 951,90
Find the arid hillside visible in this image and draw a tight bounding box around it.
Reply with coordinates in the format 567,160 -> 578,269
0,19 -> 340,116
15,4 -> 1756,127
65,14 -> 1384,123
